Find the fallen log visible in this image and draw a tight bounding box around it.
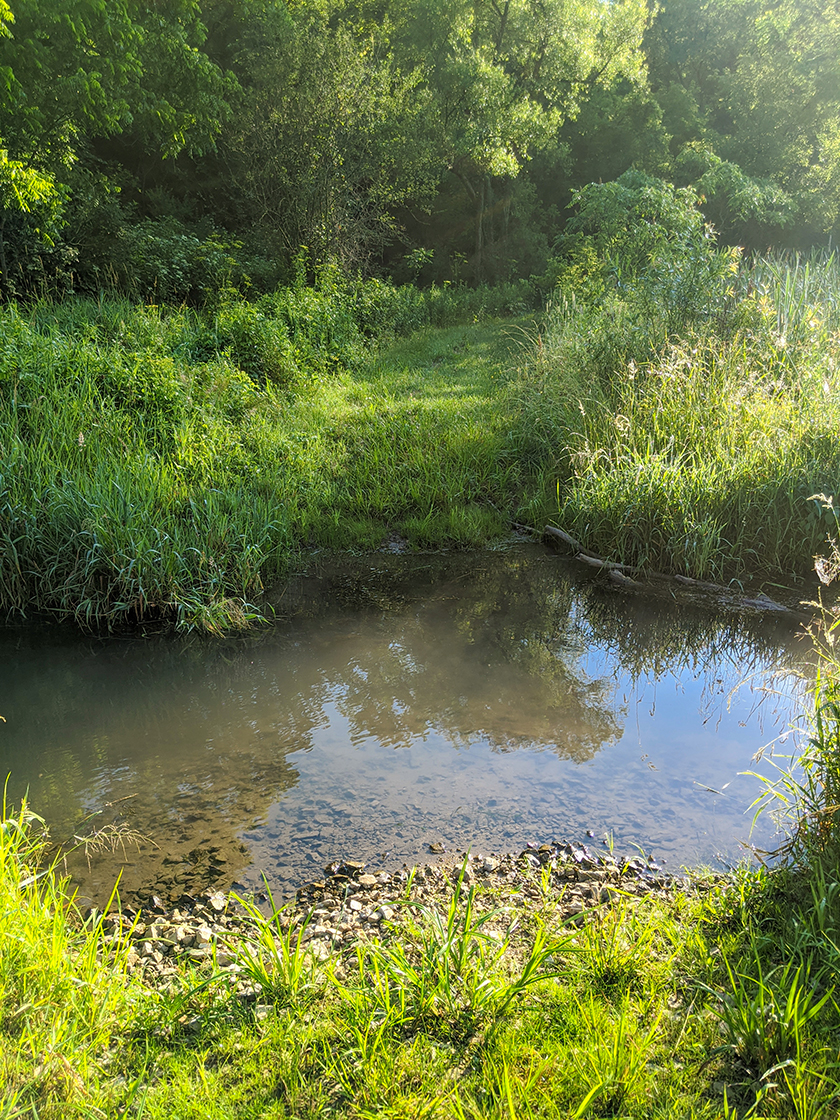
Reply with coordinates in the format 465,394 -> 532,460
542,524 -> 810,622
543,524 -> 588,554
576,554 -> 638,574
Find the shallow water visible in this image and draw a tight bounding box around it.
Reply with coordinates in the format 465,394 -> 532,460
0,545 -> 809,905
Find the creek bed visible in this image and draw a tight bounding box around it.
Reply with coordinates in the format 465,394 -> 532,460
0,544 -> 809,907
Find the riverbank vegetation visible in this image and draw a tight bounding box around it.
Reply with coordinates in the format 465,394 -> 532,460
4,0 -> 840,1113
0,278 -> 536,632
4,635 -> 840,1118
0,0 -> 838,632
4,214 -> 840,631
515,175 -> 840,581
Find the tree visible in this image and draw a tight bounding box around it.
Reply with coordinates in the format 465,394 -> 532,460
391,0 -> 650,281
0,150 -> 62,296
647,0 -> 840,244
0,0 -> 232,294
206,0 -> 439,274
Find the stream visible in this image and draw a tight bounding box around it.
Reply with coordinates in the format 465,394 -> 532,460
0,544 -> 809,907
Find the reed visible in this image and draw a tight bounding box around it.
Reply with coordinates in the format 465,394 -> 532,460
514,248 -> 840,582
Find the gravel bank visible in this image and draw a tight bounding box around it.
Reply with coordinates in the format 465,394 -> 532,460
99,840 -> 721,992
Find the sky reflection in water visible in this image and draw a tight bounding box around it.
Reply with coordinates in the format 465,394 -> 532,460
0,545 -> 808,904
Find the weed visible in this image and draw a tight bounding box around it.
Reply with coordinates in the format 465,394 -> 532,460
223,881 -> 322,1006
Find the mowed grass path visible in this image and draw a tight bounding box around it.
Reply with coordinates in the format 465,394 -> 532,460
0,303 -> 536,632
282,321 -> 529,551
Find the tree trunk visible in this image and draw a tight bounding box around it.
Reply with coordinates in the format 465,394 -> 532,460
473,177 -> 485,284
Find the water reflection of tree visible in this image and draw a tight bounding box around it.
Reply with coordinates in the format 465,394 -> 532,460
572,585 -> 807,716
282,548 -> 806,759
0,631 -> 304,840
0,545 -> 808,850
327,553 -> 623,760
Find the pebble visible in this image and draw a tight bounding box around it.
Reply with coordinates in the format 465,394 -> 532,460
98,838 -> 720,988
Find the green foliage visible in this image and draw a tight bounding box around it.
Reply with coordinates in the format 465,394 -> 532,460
0,291 -> 531,631
110,218 -> 244,304
516,229 -> 840,582
0,0 -> 231,166
345,860 -> 562,1030
675,143 -> 795,236
649,0 -> 840,245
702,952 -> 832,1075
0,794 -> 150,1117
562,169 -> 738,329
224,885 -> 322,1007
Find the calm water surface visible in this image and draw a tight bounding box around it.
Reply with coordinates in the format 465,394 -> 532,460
0,546 -> 809,905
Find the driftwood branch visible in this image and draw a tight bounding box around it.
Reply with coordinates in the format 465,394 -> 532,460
542,525 -> 809,622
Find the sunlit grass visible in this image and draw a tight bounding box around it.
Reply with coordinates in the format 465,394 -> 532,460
9,833 -> 840,1118
0,303 -> 525,632
5,250 -> 840,632
513,250 -> 840,583
0,797 -> 152,1117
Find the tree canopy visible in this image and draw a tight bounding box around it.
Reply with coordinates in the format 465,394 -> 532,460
0,0 -> 837,296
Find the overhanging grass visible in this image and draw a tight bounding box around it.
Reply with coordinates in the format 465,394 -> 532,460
0,300 -> 526,632
4,252 -> 840,633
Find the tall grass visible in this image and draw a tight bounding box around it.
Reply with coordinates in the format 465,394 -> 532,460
5,244 -> 840,631
0,796 -> 149,1117
0,280 -> 532,632
514,249 -> 840,581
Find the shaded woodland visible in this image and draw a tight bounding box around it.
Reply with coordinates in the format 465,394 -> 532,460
1,0 -> 837,299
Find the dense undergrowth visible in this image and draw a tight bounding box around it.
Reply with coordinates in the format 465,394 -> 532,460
0,278 -> 532,632
515,179 -> 840,581
3,175 -> 840,633
4,653 -> 840,1118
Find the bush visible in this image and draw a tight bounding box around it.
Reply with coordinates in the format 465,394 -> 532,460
110,218 -> 244,304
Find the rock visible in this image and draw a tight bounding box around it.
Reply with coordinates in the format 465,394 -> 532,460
428,843 -> 445,854
339,861 -> 366,876
482,857 -> 500,873
349,899 -> 363,912
357,874 -> 377,888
